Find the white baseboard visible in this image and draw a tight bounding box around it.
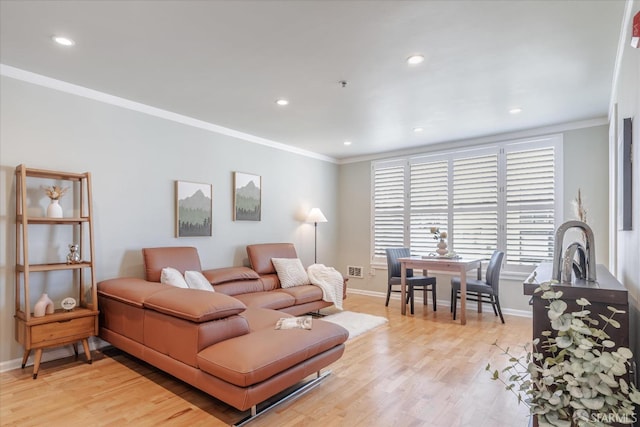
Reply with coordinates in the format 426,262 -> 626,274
346,288 -> 532,318
0,336 -> 110,373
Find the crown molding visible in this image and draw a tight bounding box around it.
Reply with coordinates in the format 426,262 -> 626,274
0,64 -> 338,164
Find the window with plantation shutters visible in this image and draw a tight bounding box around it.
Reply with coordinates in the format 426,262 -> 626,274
409,158 -> 448,256
452,153 -> 498,260
371,135 -> 562,271
371,160 -> 406,263
505,145 -> 556,266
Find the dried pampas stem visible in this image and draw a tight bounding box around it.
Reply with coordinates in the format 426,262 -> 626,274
573,189 -> 587,223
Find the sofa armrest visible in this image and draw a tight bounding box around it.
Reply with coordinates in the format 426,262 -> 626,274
98,278 -> 169,307
143,288 -> 246,322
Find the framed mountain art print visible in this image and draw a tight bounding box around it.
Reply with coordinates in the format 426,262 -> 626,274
175,180 -> 212,237
233,172 -> 261,221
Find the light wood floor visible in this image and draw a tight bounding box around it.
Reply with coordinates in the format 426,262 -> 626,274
1,294 -> 532,427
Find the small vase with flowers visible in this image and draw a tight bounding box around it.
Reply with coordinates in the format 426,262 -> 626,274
430,227 -> 449,256
43,185 -> 68,218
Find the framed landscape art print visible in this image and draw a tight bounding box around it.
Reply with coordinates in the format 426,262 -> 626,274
175,180 -> 212,237
233,172 -> 261,221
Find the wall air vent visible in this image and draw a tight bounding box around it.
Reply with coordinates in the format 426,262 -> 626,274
347,265 -> 364,278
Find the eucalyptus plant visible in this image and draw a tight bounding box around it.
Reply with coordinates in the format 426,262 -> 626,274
487,281 -> 640,427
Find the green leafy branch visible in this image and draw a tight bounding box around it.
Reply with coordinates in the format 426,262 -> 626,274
487,281 -> 640,427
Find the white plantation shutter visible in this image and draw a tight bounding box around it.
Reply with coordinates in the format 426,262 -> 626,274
505,146 -> 556,266
410,159 -> 449,256
452,154 -> 498,259
371,135 -> 561,270
372,161 -> 406,262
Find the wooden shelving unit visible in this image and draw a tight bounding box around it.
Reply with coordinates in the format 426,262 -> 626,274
14,164 -> 98,378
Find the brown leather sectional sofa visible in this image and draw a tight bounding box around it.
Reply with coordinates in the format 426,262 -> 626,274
96,244 -> 348,421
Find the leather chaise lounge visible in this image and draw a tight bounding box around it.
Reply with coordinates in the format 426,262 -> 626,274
96,244 -> 348,424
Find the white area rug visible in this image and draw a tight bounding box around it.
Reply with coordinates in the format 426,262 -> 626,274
320,310 -> 388,340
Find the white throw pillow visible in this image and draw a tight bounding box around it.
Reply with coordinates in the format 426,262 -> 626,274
160,267 -> 188,288
185,270 -> 214,292
271,258 -> 310,288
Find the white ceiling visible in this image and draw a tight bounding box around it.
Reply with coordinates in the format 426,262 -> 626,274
0,0 -> 625,161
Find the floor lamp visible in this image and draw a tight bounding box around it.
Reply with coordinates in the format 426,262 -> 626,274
306,208 -> 327,264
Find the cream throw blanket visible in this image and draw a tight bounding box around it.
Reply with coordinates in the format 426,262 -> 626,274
307,264 -> 344,310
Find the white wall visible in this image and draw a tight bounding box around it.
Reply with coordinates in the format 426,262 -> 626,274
337,124 -> 610,313
563,125 -> 611,267
0,75 -> 339,364
610,0 -> 640,381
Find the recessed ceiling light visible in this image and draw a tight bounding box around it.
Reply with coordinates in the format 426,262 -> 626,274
52,36 -> 75,46
343,140 -> 352,146
406,55 -> 425,65
413,127 -> 424,133
275,99 -> 289,106
509,107 -> 522,114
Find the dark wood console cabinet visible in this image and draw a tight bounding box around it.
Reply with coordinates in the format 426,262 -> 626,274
523,264 -> 634,427
523,263 -> 629,353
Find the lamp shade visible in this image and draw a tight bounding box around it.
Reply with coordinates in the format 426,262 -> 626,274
306,208 -> 328,223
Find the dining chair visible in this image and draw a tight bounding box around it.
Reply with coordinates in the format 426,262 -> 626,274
450,250 -> 505,323
385,248 -> 437,314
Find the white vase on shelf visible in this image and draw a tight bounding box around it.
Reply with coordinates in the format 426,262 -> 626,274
436,239 -> 448,256
46,199 -> 63,218
33,293 -> 54,317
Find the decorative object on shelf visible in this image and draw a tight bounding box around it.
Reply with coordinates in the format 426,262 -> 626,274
46,199 -> 63,218
43,185 -> 68,218
306,208 -> 328,263
33,293 -> 54,317
61,297 -> 77,311
572,188 -> 588,224
430,227 -> 448,256
175,181 -> 212,237
66,243 -> 81,264
488,281 -> 640,426
572,189 -> 588,245
233,172 -> 261,221
553,220 -> 596,284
